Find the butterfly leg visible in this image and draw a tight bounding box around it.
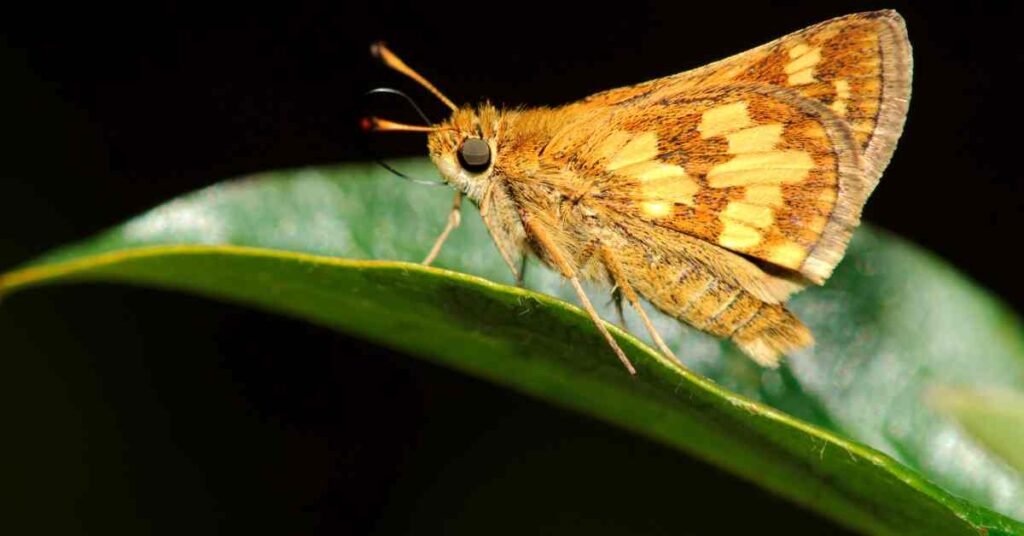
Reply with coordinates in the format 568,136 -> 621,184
610,287 -> 628,329
479,190 -> 523,284
522,217 -> 637,375
600,246 -> 677,361
422,191 -> 462,265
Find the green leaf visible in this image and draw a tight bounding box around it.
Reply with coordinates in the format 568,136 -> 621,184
3,159 -> 1024,535
929,386 -> 1024,474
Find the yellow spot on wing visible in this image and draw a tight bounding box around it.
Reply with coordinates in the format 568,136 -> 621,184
723,202 -> 774,228
607,132 -> 660,170
744,185 -> 783,206
785,46 -> 821,74
814,28 -> 839,42
808,215 -> 829,234
699,101 -> 751,138
727,124 -> 783,153
767,242 -> 807,268
618,160 -> 689,181
788,69 -> 816,86
641,201 -> 672,218
707,151 -> 815,187
831,79 -> 851,116
595,131 -> 632,163
834,79 -> 851,99
817,189 -> 839,214
613,154 -> 698,208
785,45 -> 821,86
640,171 -> 699,206
719,221 -> 761,249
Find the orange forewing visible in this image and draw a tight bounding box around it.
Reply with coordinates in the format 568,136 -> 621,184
546,10 -> 910,284
629,87 -> 857,277
580,10 -> 910,173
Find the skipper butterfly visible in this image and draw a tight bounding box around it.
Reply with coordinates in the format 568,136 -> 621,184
365,10 -> 912,375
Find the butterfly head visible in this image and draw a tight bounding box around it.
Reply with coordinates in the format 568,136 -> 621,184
365,42 -> 501,200
426,105 -> 501,200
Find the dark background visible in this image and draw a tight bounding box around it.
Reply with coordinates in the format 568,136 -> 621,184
1,1 -> 1020,533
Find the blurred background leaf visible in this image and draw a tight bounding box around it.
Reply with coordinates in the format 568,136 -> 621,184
930,386 -> 1024,474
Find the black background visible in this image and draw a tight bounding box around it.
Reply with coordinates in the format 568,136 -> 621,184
2,1 -> 1020,534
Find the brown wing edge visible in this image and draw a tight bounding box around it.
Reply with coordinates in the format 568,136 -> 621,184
800,11 -> 913,285
860,10 -> 914,189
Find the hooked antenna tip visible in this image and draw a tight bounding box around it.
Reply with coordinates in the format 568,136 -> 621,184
370,41 -> 385,59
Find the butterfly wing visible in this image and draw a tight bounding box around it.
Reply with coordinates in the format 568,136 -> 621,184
548,10 -> 911,284
582,9 -> 911,185
495,11 -> 910,364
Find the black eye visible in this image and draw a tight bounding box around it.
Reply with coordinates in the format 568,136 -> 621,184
458,138 -> 491,172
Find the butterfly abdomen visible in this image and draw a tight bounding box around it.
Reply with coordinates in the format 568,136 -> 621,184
649,277 -> 812,366
623,245 -> 813,366
728,302 -> 813,366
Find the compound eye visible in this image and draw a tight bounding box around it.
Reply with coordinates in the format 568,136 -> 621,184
458,138 -> 491,172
